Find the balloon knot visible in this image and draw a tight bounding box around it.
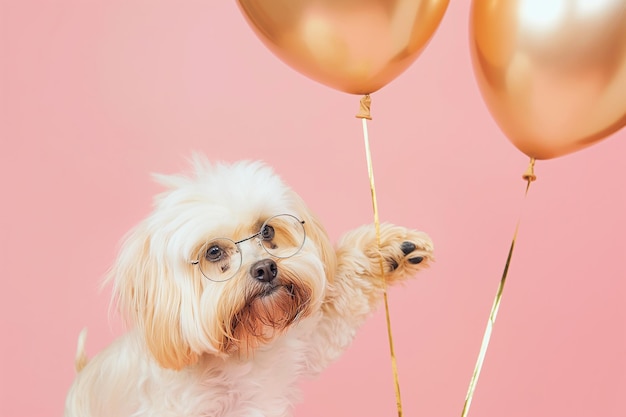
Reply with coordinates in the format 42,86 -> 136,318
522,157 -> 537,182
355,94 -> 372,120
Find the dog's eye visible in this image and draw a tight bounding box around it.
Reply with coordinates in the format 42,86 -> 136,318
205,245 -> 224,262
260,224 -> 275,240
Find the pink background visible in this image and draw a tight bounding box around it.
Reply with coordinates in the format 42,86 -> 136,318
2,1 -> 625,416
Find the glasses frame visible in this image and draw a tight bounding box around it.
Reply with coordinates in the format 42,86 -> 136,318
191,214 -> 306,282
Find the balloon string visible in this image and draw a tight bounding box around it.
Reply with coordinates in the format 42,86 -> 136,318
357,95 -> 403,417
460,157 -> 536,417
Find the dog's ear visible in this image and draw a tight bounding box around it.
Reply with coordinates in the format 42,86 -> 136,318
108,224 -> 199,371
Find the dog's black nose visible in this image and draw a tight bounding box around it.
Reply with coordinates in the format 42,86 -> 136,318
250,259 -> 278,283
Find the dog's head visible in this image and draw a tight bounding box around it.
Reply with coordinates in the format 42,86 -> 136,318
109,157 -> 336,370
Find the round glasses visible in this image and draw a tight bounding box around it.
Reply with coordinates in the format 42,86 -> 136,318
191,214 -> 306,282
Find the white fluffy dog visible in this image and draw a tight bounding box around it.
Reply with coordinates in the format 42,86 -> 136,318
65,157 -> 433,417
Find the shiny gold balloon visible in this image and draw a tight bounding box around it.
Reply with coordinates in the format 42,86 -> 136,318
237,0 -> 449,95
470,0 -> 626,159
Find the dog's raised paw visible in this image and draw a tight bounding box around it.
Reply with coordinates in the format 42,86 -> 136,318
367,226 -> 433,281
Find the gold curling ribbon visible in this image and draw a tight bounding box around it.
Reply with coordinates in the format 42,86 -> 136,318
356,94 -> 403,417
460,157 -> 536,417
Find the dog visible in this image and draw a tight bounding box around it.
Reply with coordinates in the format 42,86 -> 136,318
64,156 -> 433,417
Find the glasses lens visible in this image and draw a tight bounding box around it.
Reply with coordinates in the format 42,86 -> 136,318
197,238 -> 241,282
259,214 -> 306,258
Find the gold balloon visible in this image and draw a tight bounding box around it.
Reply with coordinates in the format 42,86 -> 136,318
237,0 -> 449,95
470,0 -> 626,160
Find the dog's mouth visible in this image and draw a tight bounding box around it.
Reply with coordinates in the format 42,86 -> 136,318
222,279 -> 311,355
242,281 -> 304,321
257,283 -> 296,299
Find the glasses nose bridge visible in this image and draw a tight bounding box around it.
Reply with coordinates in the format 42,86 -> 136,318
236,232 -> 268,261
235,229 -> 261,245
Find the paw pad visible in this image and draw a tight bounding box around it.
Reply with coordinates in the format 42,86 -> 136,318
400,241 -> 416,255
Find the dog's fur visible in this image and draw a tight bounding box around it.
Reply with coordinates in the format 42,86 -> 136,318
64,157 -> 433,417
